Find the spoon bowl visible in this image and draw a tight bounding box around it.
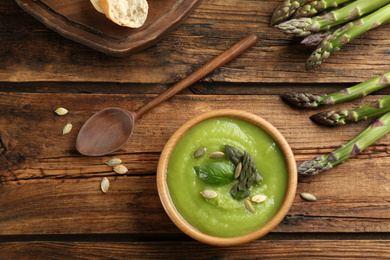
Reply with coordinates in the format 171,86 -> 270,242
76,34 -> 259,156
76,108 -> 134,156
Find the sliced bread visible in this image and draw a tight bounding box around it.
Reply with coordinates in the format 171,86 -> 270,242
90,0 -> 104,13
100,0 -> 149,28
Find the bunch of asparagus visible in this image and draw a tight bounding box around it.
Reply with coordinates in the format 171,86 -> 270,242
281,71 -> 390,175
271,0 -> 390,69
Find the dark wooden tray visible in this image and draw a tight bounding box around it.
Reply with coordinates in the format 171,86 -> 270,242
15,0 -> 201,56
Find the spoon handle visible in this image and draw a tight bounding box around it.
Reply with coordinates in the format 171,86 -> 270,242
133,34 -> 259,119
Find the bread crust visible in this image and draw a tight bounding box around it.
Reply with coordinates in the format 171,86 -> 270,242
100,0 -> 149,28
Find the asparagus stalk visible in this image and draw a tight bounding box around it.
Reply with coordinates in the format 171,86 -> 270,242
311,95 -> 390,126
306,4 -> 390,69
299,111 -> 390,175
270,0 -> 311,26
276,0 -> 390,37
281,71 -> 390,108
292,0 -> 353,19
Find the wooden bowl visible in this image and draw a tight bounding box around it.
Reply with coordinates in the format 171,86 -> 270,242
157,109 -> 297,246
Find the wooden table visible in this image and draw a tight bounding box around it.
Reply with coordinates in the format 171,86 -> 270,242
1,0 -> 390,258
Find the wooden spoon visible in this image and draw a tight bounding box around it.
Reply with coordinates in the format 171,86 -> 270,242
76,34 -> 259,156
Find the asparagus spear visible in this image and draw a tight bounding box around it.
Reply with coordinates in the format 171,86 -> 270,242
276,0 -> 390,37
292,0 -> 352,19
230,151 -> 262,199
270,0 -> 311,26
306,4 -> 390,69
298,111 -> 390,175
301,30 -> 333,46
281,71 -> 390,108
311,95 -> 390,126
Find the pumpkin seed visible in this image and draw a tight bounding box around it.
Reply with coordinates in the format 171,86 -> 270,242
200,190 -> 217,199
234,162 -> 242,179
62,123 -> 72,135
101,177 -> 109,193
251,194 -> 267,203
300,192 -> 316,201
106,158 -> 122,166
244,199 -> 255,213
194,148 -> 207,158
55,107 -> 68,116
208,152 -> 224,159
114,164 -> 128,174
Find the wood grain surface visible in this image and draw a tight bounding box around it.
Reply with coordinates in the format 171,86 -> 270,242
2,240 -> 390,258
1,0 -> 390,258
1,92 -> 390,236
2,0 -> 390,83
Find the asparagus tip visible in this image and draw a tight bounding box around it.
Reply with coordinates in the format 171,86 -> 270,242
298,158 -> 332,175
281,92 -> 323,108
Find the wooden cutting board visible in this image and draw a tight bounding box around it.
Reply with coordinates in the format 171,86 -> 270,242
15,0 -> 201,56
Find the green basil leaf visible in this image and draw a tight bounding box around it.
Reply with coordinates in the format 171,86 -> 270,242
193,163 -> 234,185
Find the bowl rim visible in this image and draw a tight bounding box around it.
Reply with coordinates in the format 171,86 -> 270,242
157,109 -> 297,246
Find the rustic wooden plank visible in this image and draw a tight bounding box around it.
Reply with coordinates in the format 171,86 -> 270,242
1,175 -> 390,235
0,92 -> 384,168
1,240 -> 390,259
1,1 -> 390,83
1,92 -> 390,235
15,0 -> 201,56
0,177 -> 173,235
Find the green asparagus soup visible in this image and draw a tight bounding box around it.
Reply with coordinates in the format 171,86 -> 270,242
166,117 -> 288,238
